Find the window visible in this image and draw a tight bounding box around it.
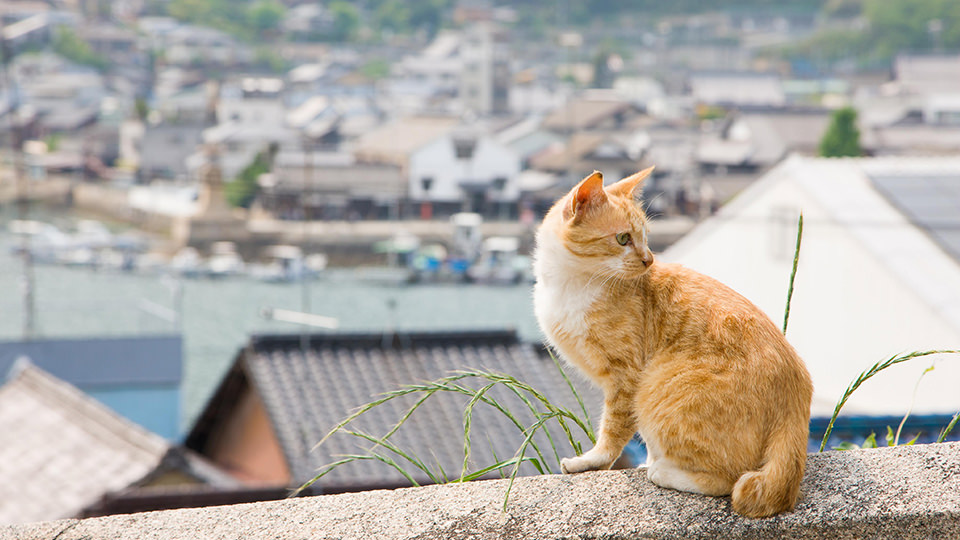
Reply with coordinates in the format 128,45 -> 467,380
453,138 -> 477,160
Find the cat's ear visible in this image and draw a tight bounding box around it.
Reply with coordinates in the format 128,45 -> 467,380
564,171 -> 607,221
608,166 -> 655,199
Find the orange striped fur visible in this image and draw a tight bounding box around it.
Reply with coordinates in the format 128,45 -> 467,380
533,169 -> 813,518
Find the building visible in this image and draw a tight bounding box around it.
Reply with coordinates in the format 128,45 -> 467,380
259,151 -> 405,220
408,127 -> 521,217
689,71 -> 786,109
185,330 -> 601,494
0,335 -> 183,439
696,110 -> 831,173
660,155 -> 960,446
459,24 -> 511,116
0,362 -> 234,524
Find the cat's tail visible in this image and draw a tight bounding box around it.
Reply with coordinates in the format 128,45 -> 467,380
730,421 -> 807,518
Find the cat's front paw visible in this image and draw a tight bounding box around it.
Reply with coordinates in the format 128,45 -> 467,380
560,452 -> 612,474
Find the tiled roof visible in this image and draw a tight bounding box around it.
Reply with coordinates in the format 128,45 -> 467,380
0,362 -> 169,525
197,330 -> 601,493
541,99 -> 636,131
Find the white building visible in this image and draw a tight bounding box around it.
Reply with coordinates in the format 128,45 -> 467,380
408,128 -> 520,216
660,155 -> 960,420
196,78 -> 297,181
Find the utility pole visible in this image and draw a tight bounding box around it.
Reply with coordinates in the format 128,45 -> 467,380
300,135 -> 313,353
2,33 -> 36,339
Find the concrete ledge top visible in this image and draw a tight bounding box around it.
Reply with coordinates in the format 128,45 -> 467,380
5,442 -> 960,540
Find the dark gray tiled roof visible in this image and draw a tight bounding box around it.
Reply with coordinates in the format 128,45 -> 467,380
242,330 -> 600,492
870,174 -> 960,262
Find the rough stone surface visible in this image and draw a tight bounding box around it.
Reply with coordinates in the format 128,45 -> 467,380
4,443 -> 960,540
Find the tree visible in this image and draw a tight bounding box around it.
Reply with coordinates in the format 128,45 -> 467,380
52,28 -> 108,71
329,1 -> 360,42
226,149 -> 271,208
819,106 -> 861,158
247,0 -> 286,38
375,0 -> 411,34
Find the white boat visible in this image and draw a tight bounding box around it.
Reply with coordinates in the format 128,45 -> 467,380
170,247 -> 204,278
249,245 -> 311,283
205,242 -> 245,279
466,236 -> 531,284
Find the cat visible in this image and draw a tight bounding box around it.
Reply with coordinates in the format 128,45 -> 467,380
532,168 -> 813,518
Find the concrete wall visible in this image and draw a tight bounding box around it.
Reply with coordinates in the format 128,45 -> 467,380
5,442 -> 959,539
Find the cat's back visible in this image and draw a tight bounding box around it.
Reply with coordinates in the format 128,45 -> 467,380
638,261 -> 802,364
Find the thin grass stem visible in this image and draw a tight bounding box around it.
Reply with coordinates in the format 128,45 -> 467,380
502,412 -> 564,511
548,347 -> 594,438
818,350 -> 960,452
937,411 -> 960,443
782,213 -> 803,335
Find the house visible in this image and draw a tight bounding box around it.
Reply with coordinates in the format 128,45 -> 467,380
258,151 -> 405,220
529,130 -> 651,190
660,155 -> 960,445
689,71 -> 786,110
0,335 -> 183,439
195,77 -> 297,181
408,126 -> 521,217
696,110 -> 832,173
892,54 -> 960,96
353,116 -> 460,170
0,362 -> 236,525
138,122 -> 205,181
540,94 -> 644,134
459,23 -> 511,116
185,330 -> 601,494
856,54 -> 960,156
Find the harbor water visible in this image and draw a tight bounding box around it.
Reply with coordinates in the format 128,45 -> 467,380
0,215 -> 542,434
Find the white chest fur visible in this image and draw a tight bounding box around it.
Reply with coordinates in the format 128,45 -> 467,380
532,232 -> 601,349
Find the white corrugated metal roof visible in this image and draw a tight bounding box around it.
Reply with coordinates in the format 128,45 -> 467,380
662,155 -> 960,418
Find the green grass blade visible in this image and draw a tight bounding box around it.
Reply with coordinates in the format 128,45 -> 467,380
937,411 -> 960,443
461,382 -> 497,480
343,428 -> 441,484
547,347 -> 594,438
290,457 -> 356,497
502,412 -> 563,511
782,212 -> 803,335
819,350 -> 960,452
314,373 -> 474,449
459,456 -> 535,482
894,364 -> 935,446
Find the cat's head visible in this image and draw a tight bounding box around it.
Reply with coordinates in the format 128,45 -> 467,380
537,167 -> 656,280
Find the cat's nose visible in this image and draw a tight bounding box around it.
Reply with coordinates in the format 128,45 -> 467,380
641,248 -> 654,267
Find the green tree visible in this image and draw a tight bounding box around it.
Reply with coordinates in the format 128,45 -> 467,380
375,0 -> 411,34
819,106 -> 861,158
52,27 -> 108,71
247,0 -> 286,38
329,1 -> 360,42
226,149 -> 272,208
135,98 -> 150,121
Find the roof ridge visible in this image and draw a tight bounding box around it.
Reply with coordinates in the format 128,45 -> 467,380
249,328 -> 520,351
9,362 -> 169,459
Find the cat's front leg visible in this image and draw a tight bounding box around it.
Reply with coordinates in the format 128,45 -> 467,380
561,389 -> 636,474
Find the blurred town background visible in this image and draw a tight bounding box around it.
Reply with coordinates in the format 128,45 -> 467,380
2,0 -> 960,526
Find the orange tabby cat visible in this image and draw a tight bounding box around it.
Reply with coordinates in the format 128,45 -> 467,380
533,168 -> 813,518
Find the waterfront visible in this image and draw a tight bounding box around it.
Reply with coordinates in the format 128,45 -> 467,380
0,223 -> 541,434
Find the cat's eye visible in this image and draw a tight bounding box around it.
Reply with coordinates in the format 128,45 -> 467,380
616,232 -> 632,246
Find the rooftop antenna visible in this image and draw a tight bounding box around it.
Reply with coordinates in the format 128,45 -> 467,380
2,29 -> 36,339
260,307 -> 339,353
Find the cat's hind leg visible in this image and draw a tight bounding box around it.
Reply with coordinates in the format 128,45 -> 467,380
647,458 -> 733,497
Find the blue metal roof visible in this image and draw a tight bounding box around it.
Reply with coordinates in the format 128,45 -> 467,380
0,335 -> 182,387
